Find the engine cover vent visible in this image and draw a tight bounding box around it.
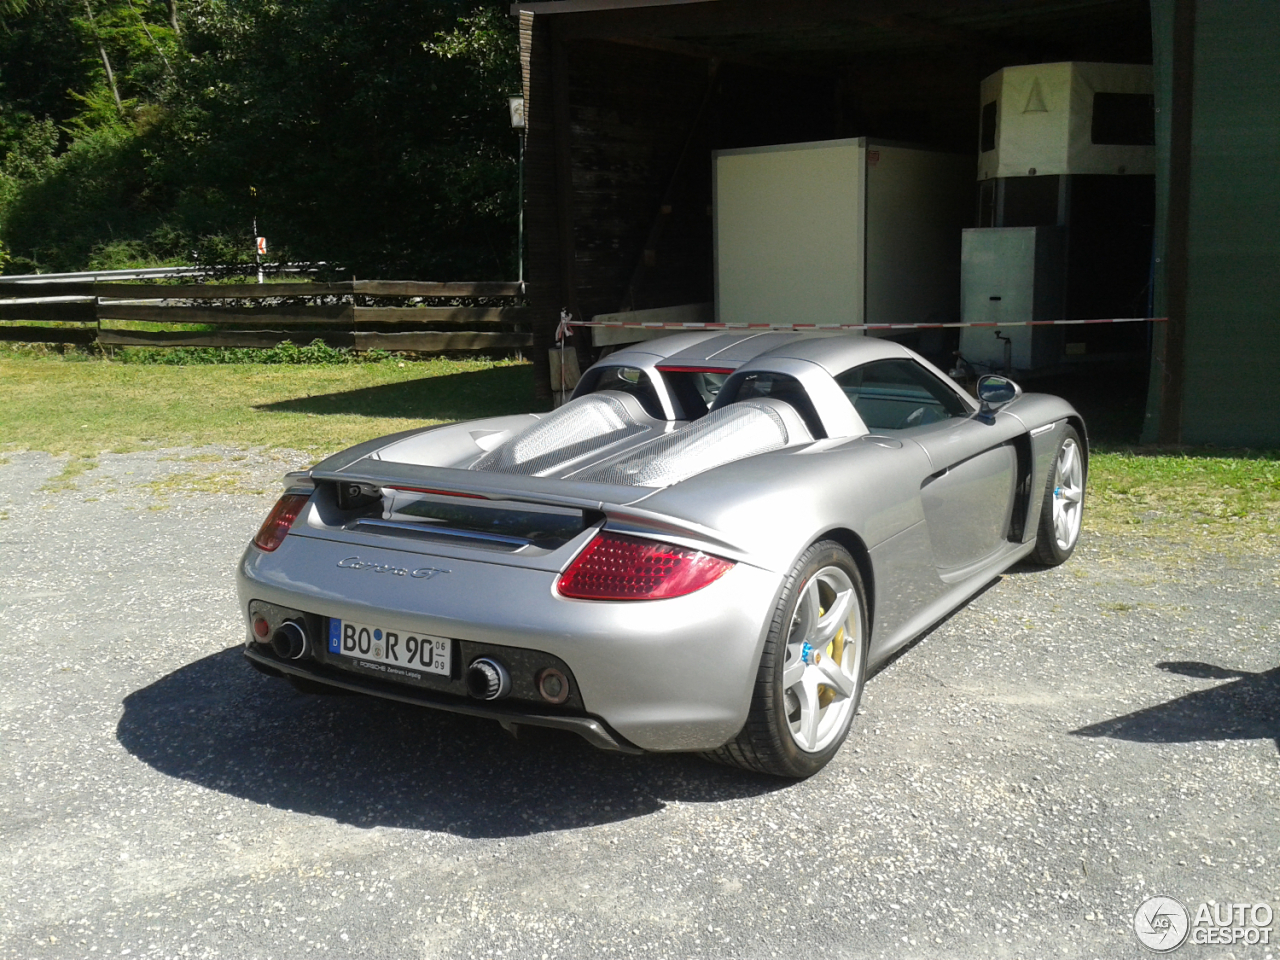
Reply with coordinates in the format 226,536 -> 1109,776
471,393 -> 652,476
574,401 -> 790,488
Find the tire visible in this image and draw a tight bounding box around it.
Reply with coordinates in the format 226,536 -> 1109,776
1030,425 -> 1086,566
706,540 -> 869,779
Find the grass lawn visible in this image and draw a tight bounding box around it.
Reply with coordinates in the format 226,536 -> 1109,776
0,354 -> 542,456
1087,448 -> 1280,554
2,353 -> 1276,554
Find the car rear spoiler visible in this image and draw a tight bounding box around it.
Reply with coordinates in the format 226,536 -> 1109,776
310,459 -> 651,511
307,460 -> 752,560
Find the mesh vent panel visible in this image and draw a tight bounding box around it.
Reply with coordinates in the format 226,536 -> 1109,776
472,394 -> 650,476
576,401 -> 788,488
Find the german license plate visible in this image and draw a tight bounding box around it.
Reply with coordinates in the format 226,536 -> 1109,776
328,619 -> 450,677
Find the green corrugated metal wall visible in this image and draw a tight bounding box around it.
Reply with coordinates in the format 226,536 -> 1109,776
1146,0 -> 1280,447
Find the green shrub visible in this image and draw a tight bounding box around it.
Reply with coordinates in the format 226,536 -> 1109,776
113,338 -> 392,365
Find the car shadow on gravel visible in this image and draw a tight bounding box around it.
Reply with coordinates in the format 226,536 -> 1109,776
117,647 -> 786,837
1072,661 -> 1280,752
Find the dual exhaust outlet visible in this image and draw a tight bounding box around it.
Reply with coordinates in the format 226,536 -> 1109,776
465,658 -> 511,701
260,616 -> 564,705
468,659 -> 570,705
270,621 -> 310,660
271,622 -> 511,702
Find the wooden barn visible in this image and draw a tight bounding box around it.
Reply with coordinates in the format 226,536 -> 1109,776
511,0 -> 1280,447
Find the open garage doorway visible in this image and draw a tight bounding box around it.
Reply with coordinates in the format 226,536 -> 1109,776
518,0 -> 1159,442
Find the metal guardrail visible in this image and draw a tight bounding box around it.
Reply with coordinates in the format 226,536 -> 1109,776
0,264 -> 328,283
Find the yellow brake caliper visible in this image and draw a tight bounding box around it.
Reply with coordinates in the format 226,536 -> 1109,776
815,603 -> 846,709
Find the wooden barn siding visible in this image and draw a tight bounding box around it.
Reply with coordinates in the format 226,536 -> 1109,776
556,45 -> 844,330
521,11 -> 559,400
1178,0 -> 1280,445
565,41 -> 714,324
518,12 -> 994,390
523,15 -> 717,396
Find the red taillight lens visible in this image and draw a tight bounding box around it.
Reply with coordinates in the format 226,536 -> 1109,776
557,532 -> 733,600
252,493 -> 310,552
387,485 -> 485,500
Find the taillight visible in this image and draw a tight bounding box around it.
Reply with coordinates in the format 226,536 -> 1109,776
557,532 -> 733,600
252,493 -> 310,552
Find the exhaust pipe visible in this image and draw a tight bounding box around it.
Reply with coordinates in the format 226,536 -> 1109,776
270,621 -> 310,660
466,658 -> 511,701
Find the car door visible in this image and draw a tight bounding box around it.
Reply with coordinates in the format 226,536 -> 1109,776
838,359 -> 1023,577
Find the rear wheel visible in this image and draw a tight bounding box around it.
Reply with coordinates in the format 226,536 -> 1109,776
706,541 -> 868,778
1031,425 -> 1086,566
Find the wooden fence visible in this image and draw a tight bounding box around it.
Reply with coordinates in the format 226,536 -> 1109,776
0,280 -> 530,354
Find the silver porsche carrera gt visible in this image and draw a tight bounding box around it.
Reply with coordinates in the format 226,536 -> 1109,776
237,332 -> 1087,777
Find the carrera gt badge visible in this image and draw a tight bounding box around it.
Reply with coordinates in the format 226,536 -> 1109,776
336,556 -> 449,580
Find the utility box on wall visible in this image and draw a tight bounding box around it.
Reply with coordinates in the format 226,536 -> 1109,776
959,226 -> 1066,373
714,138 -> 971,328
978,62 -> 1155,180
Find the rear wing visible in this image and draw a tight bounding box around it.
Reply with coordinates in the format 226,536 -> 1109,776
305,460 -> 752,561
310,460 -> 653,513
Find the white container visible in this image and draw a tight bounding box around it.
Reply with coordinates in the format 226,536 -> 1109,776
714,137 -> 971,328
977,62 -> 1155,180
959,226 -> 1066,373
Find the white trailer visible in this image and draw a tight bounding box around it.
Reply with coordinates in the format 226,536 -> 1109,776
713,137 -> 972,330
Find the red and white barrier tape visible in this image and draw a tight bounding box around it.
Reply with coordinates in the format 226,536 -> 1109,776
569,317 -> 1166,332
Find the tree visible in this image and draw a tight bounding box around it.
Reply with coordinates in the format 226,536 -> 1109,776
0,0 -> 521,277
169,0 -> 521,276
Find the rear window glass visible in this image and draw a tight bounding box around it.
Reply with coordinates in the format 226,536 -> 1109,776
575,365 -> 664,419
657,369 -> 730,419
837,360 -> 968,431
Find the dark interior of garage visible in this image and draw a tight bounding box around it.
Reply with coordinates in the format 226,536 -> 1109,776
518,0 -> 1164,441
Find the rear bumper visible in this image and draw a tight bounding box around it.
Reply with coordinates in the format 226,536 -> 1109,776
236,532 -> 782,751
244,645 -> 642,752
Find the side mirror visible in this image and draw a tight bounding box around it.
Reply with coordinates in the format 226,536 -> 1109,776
975,374 -> 1021,423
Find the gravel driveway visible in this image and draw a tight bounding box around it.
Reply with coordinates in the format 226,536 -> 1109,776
1,448 -> 1276,960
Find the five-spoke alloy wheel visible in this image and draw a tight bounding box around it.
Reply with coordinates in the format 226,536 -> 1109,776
709,540 -> 868,778
781,564 -> 865,753
1032,424 -> 1086,566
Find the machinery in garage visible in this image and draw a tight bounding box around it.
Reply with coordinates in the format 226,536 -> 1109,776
960,62 -> 1156,376
515,0 -> 1280,445
592,62 -> 1156,384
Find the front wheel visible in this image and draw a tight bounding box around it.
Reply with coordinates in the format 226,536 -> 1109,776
706,541 -> 868,778
1031,425 -> 1086,566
